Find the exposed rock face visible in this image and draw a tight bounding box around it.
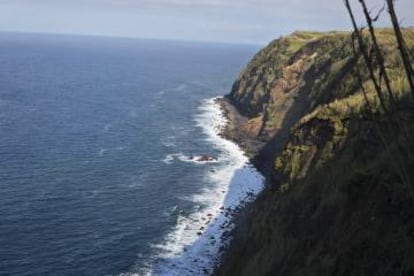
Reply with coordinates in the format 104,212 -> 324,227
216,29 -> 414,276
221,31 -> 362,176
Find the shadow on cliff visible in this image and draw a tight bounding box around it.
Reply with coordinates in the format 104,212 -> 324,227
216,104 -> 414,276
251,87 -> 312,183
252,55 -> 358,185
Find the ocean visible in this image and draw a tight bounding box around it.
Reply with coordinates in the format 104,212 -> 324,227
0,33 -> 263,275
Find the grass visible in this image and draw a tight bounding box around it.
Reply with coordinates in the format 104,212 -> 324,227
217,28 -> 414,276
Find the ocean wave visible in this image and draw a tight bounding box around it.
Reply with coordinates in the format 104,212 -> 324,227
143,97 -> 264,275
98,146 -> 124,156
161,153 -> 219,165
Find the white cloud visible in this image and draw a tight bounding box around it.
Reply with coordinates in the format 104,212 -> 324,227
0,0 -> 413,44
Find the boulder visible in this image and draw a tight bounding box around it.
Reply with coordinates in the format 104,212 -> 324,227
194,155 -> 217,162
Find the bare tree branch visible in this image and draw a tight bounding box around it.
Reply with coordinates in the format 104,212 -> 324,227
372,4 -> 385,22
386,0 -> 414,97
359,0 -> 397,107
343,0 -> 389,114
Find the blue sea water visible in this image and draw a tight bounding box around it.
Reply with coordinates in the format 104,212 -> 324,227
0,33 -> 261,276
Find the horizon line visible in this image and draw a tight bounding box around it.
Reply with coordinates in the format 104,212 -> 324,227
0,29 -> 265,47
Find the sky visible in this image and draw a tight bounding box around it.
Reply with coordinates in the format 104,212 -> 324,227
0,0 -> 413,45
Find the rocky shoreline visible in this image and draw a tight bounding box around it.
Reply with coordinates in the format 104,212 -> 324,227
215,97 -> 265,157
212,97 -> 268,274
215,96 -> 290,181
153,97 -> 264,275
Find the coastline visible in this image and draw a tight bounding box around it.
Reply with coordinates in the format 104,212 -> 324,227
143,97 -> 264,276
215,97 -> 265,158
216,97 -> 278,180
212,97 -> 268,273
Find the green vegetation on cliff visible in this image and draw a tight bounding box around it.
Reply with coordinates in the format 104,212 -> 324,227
227,29 -> 414,142
217,27 -> 414,276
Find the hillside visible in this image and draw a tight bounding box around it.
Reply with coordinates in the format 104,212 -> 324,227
216,28 -> 414,275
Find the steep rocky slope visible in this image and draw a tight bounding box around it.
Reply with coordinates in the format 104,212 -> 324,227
216,29 -> 414,275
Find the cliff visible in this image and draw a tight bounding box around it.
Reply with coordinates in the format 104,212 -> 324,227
216,29 -> 414,275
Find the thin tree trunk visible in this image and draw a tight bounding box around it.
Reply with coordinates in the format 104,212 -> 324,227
351,33 -> 372,110
386,0 -> 414,97
343,0 -> 389,114
358,0 -> 397,107
345,0 -> 414,196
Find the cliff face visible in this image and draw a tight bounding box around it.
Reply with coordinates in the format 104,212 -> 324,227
217,29 -> 414,276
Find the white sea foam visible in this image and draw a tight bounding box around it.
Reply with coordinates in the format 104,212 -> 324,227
161,154 -> 175,165
161,153 -> 219,165
134,97 -> 264,276
98,146 -> 124,157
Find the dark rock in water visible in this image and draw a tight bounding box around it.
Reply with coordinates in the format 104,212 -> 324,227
197,232 -> 203,236
194,155 -> 217,162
